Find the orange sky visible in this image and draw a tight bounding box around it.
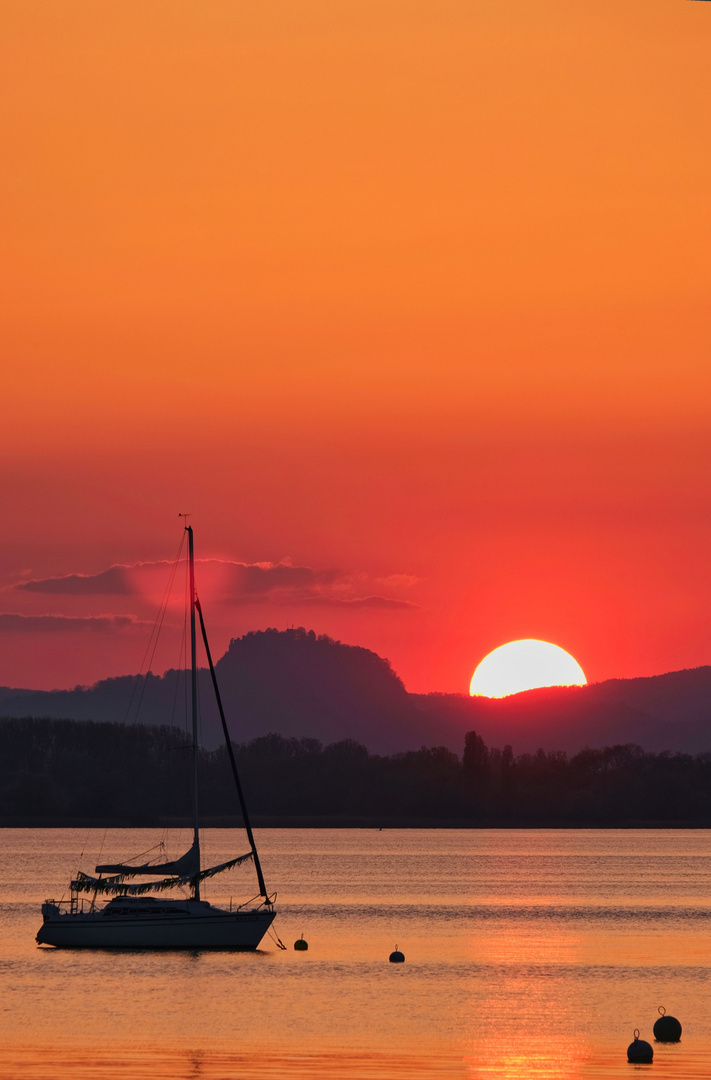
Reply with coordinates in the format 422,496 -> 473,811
2,1 -> 710,695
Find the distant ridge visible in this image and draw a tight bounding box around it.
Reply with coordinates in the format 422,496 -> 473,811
0,629 -> 435,754
414,665 -> 711,754
1,629 -> 711,754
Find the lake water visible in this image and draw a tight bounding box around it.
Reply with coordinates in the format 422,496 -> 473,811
2,828 -> 711,1079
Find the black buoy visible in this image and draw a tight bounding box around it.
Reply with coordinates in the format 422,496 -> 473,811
389,945 -> 405,963
627,1030 -> 653,1064
294,934 -> 308,951
653,1006 -> 682,1043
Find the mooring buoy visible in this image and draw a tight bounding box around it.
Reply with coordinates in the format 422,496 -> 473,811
653,1006 -> 682,1043
389,945 -> 405,963
627,1030 -> 653,1063
294,934 -> 308,951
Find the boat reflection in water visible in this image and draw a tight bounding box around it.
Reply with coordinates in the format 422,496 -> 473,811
8,829 -> 711,1078
37,524 -> 277,950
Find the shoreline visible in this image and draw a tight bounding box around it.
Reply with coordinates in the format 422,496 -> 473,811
3,816 -> 711,829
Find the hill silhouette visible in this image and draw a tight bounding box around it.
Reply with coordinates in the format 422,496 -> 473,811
211,629 -> 426,749
1,628 -> 711,754
0,629 -> 434,753
415,666 -> 711,753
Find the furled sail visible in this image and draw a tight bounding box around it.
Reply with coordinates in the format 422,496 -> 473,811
95,840 -> 200,878
73,851 -> 254,895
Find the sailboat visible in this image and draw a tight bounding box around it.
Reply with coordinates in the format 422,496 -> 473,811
36,525 -> 277,949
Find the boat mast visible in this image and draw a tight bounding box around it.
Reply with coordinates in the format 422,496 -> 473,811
186,524 -> 201,900
195,598 -> 270,901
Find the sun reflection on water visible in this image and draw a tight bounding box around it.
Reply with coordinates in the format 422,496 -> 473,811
3,829 -> 711,1079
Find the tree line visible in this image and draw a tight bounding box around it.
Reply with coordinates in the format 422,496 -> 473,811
2,716 -> 711,824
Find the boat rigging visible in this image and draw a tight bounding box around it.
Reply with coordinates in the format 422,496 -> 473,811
36,524 -> 277,949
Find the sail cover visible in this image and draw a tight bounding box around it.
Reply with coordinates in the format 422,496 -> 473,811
73,851 -> 254,895
95,840 -> 200,878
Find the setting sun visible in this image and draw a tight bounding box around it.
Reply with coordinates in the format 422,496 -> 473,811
470,639 -> 587,698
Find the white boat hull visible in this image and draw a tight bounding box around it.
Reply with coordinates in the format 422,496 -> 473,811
37,898 -> 276,950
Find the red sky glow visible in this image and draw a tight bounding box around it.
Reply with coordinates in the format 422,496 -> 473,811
2,0 -> 710,695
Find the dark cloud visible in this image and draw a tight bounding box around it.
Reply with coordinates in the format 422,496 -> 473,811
15,559 -> 336,599
0,613 -> 150,633
16,566 -> 135,595
225,563 -> 338,599
292,595 -> 419,610
375,574 -> 422,588
13,560 -> 416,611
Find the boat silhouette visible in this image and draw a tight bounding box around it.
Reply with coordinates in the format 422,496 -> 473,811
36,525 -> 277,949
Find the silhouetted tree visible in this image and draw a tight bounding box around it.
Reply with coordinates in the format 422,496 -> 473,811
4,717 -> 711,825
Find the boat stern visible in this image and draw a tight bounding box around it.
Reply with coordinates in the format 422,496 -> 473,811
36,901 -> 61,944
